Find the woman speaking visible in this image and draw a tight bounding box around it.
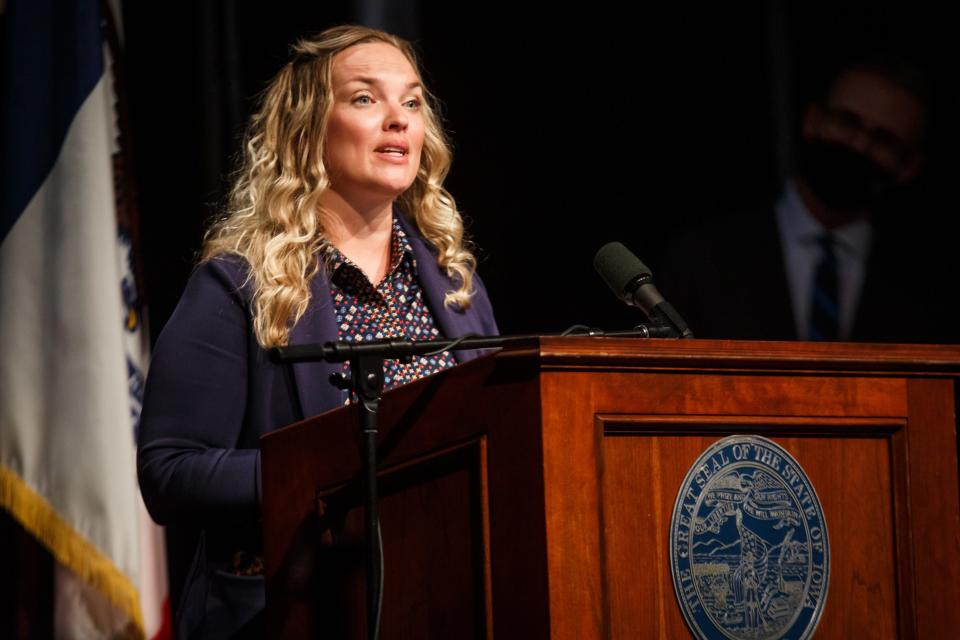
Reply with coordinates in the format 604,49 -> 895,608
137,25 -> 497,638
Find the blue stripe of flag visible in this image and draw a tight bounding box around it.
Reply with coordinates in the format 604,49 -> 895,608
1,0 -> 104,243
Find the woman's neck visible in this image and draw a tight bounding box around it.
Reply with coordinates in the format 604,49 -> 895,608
319,188 -> 395,285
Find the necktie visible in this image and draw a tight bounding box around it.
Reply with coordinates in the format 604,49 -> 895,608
809,234 -> 839,340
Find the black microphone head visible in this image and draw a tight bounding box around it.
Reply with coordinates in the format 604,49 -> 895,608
594,242 -> 652,302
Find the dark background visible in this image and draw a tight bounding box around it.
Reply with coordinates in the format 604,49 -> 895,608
121,1 -> 960,343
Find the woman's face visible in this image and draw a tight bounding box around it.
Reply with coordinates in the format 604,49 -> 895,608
324,42 -> 425,205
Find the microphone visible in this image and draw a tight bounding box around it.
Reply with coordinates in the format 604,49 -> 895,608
594,241 -> 694,338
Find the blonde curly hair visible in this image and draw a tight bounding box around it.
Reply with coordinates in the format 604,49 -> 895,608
202,25 -> 476,348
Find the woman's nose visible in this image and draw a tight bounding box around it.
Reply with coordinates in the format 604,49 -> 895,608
383,102 -> 408,131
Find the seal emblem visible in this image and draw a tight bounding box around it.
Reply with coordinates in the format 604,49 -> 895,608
670,435 -> 829,639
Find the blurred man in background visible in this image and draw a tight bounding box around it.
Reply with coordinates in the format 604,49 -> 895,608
658,56 -> 953,343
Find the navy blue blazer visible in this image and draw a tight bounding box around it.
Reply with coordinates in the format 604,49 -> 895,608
138,212 -> 498,638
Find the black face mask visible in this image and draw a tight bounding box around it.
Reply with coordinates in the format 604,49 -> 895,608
797,139 -> 902,214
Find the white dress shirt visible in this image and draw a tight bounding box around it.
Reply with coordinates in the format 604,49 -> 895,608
775,182 -> 872,340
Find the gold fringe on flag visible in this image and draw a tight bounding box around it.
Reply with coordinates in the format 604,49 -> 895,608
0,463 -> 145,638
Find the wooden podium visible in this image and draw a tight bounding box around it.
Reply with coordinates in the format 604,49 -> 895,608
261,338 -> 960,638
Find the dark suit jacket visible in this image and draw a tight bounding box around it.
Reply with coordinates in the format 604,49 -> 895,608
655,205 -> 950,344
137,212 -> 498,638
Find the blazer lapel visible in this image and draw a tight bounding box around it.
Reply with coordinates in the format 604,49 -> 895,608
398,212 -> 489,362
288,264 -> 345,419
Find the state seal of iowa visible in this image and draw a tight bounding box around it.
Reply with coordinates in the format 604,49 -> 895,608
670,435 -> 829,640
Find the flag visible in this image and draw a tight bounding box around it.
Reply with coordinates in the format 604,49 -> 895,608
0,1 -> 169,637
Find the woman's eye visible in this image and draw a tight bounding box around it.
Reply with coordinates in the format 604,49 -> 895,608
353,95 -> 373,105
404,98 -> 422,109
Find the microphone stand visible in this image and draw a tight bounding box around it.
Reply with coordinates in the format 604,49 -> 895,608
269,324 -> 682,639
